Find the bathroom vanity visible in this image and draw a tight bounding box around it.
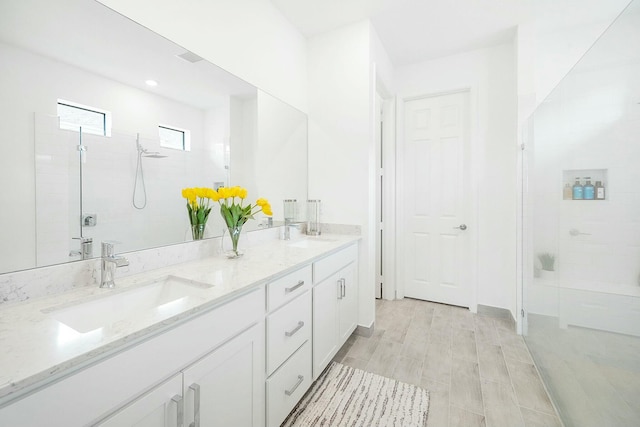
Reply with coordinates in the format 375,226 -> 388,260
0,235 -> 360,427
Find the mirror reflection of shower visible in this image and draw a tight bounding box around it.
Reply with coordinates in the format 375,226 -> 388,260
133,133 -> 167,209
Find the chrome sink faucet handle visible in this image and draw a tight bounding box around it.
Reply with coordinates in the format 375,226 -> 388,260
100,241 -> 129,288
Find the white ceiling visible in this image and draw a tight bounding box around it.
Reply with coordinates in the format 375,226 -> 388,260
270,0 -> 535,65
0,0 -> 256,110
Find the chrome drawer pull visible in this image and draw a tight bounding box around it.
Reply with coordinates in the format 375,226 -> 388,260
189,383 -> 200,427
285,375 -> 304,396
285,321 -> 304,337
171,395 -> 184,427
285,280 -> 305,293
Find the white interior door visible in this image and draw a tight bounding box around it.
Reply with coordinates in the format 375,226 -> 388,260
402,91 -> 471,307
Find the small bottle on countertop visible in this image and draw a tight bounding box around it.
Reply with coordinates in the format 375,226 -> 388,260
595,181 -> 606,200
572,177 -> 583,200
583,177 -> 595,200
563,183 -> 572,200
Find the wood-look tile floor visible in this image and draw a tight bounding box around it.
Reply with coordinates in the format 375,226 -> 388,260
332,298 -> 562,427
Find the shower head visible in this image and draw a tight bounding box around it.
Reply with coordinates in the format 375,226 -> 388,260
142,152 -> 168,158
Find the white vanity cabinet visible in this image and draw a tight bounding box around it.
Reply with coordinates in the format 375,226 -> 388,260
265,265 -> 313,427
0,288 -> 265,427
312,243 -> 359,379
0,237 -> 361,427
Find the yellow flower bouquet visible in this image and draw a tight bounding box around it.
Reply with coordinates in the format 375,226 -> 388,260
181,187 -> 216,240
216,186 -> 272,257
181,186 -> 272,255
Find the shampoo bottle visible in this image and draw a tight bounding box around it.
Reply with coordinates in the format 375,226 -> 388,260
583,177 -> 595,200
563,183 -> 572,200
572,177 -> 583,200
595,181 -> 605,200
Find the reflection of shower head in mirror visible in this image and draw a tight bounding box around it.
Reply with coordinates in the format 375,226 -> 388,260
136,133 -> 168,159
141,152 -> 168,158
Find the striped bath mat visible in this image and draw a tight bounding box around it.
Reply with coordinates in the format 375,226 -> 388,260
281,362 -> 429,427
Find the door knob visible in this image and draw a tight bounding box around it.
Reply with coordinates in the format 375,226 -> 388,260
453,224 -> 467,231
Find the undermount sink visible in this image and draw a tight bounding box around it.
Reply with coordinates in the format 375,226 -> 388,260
288,238 -> 337,249
47,275 -> 213,333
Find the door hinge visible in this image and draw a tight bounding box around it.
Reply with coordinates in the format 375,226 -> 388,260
521,309 -> 525,318
520,144 -> 525,151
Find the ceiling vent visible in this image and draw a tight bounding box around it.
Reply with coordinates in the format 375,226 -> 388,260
177,51 -> 204,63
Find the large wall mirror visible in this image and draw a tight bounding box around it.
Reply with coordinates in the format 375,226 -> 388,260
0,0 -> 308,275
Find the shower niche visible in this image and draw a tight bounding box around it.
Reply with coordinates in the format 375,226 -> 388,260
561,168 -> 608,201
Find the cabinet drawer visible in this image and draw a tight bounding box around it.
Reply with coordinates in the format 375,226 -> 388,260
313,243 -> 358,284
266,341 -> 312,427
267,264 -> 312,311
267,291 -> 311,375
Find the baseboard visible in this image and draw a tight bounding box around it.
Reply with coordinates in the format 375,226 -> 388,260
477,304 -> 516,325
354,322 -> 375,338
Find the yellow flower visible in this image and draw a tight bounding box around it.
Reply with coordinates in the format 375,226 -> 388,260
262,203 -> 272,216
255,198 -> 268,207
182,188 -> 197,203
238,187 -> 248,199
217,187 -> 228,199
208,188 -> 220,201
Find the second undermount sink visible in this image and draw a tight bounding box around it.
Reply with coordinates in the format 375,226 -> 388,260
288,238 -> 337,249
47,275 -> 213,333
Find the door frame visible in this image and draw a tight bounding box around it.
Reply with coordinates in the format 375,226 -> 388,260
395,88 -> 479,312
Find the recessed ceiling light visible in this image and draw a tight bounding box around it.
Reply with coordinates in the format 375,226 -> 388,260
145,80 -> 158,87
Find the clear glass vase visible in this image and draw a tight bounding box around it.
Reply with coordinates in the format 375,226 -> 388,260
226,224 -> 243,258
191,223 -> 206,240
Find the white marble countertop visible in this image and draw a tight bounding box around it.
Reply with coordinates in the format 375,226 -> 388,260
0,234 -> 360,403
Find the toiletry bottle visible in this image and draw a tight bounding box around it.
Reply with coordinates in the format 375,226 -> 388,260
572,177 -> 583,200
595,181 -> 605,200
563,183 -> 572,200
583,177 -> 595,200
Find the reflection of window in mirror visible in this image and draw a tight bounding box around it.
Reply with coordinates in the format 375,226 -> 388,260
57,99 -> 112,137
159,124 -> 191,151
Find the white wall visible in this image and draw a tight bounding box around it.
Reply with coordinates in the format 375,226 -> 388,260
396,43 -> 518,315
97,0 -> 308,113
307,21 -> 377,328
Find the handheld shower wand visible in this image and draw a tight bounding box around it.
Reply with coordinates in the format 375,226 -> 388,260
133,133 -> 167,209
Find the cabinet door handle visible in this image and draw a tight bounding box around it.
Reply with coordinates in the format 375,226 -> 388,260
337,279 -> 343,299
171,394 -> 184,427
285,321 -> 305,337
285,280 -> 305,293
341,278 -> 346,298
189,383 -> 200,427
285,375 -> 304,396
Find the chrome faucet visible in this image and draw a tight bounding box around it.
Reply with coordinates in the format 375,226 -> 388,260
284,219 -> 302,240
100,241 -> 129,288
70,236 -> 93,260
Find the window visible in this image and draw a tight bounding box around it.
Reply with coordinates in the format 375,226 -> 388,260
159,125 -> 190,151
57,100 -> 111,136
